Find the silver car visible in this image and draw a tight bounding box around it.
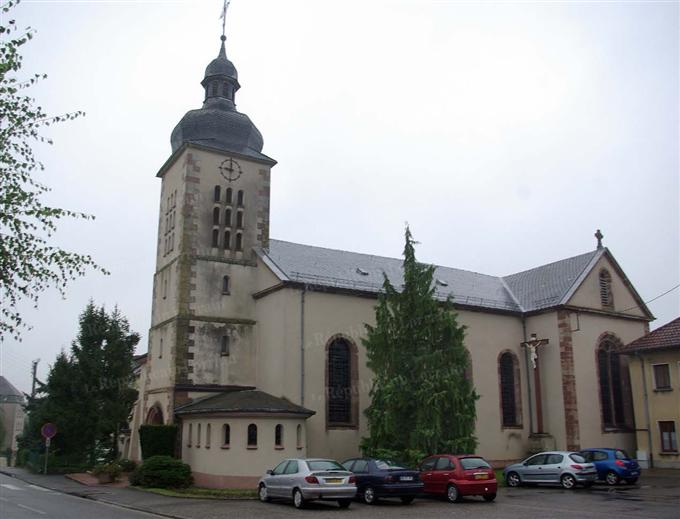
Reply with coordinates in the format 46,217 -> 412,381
258,458 -> 357,509
503,451 -> 597,489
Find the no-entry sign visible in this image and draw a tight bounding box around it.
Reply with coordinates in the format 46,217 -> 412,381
41,423 -> 57,439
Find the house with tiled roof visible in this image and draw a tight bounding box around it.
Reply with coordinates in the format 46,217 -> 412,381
621,317 -> 680,468
128,31 -> 654,487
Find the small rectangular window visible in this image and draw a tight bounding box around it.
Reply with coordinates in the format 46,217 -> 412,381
159,338 -> 163,359
221,335 -> 230,356
659,421 -> 677,452
653,364 -> 671,390
187,423 -> 192,447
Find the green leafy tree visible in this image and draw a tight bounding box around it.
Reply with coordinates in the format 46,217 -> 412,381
361,227 -> 478,466
0,0 -> 106,340
19,302 -> 139,464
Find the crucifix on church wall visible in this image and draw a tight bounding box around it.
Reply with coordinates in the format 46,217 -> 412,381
522,333 -> 550,434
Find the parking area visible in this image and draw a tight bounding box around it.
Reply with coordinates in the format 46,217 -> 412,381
244,483 -> 679,519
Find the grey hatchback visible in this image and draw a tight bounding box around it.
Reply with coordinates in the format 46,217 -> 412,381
503,451 -> 597,489
258,458 -> 357,509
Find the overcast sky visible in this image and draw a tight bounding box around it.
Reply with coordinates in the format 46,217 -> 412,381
2,0 -> 678,395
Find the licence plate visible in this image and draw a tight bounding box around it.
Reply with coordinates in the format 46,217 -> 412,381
631,471 -> 639,476
474,473 -> 489,480
401,476 -> 414,481
325,478 -> 343,484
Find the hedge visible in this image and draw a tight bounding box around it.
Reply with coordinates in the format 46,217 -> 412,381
129,455 -> 193,488
139,425 -> 177,459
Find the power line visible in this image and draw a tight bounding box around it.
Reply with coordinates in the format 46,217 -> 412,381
621,283 -> 680,313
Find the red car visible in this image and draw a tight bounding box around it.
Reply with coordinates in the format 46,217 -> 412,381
419,454 -> 497,502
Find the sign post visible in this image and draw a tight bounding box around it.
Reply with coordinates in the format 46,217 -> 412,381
40,423 -> 57,475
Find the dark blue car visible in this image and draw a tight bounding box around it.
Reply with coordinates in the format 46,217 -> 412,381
341,458 -> 423,505
580,448 -> 641,485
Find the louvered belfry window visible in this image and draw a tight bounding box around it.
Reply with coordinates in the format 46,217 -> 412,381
328,339 -> 351,424
599,269 -> 614,308
500,352 -> 518,427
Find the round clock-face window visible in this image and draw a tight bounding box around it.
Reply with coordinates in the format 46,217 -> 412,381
219,158 -> 242,182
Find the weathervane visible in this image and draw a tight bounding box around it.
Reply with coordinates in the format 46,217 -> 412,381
219,0 -> 231,39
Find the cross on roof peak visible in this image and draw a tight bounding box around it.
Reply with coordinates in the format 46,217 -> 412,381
595,229 -> 604,249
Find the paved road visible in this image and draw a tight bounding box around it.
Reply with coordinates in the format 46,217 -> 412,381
2,470 -> 678,519
0,473 -> 161,519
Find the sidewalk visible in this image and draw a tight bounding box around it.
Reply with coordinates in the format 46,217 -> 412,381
0,466 -> 201,519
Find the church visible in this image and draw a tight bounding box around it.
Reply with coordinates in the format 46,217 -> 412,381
126,31 -> 653,489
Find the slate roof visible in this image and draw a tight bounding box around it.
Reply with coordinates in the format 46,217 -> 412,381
619,317 -> 680,354
174,388 -> 315,417
0,376 -> 25,404
259,240 -> 609,314
503,250 -> 600,311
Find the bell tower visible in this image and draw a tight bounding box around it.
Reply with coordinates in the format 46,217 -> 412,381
140,30 -> 276,424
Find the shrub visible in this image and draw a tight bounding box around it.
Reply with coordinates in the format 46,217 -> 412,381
139,425 -> 177,459
118,458 -> 137,472
129,455 -> 192,489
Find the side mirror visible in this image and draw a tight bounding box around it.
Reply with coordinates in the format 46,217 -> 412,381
266,469 -> 273,475
523,462 -> 528,466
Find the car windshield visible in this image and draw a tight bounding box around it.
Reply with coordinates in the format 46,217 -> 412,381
569,453 -> 587,463
460,457 -> 491,470
375,460 -> 405,470
307,460 -> 345,471
615,450 -> 630,460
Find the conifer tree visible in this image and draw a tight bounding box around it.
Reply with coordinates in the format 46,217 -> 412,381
361,227 -> 478,465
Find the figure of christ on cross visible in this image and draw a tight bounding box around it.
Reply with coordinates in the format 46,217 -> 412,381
522,334 -> 549,434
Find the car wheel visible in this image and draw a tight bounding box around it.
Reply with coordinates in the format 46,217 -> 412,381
561,474 -> 576,490
400,496 -> 415,505
293,488 -> 306,509
446,484 -> 460,503
605,471 -> 620,486
258,484 -> 270,503
483,493 -> 496,502
506,472 -> 521,487
363,486 -> 378,505
625,477 -> 638,485
338,499 -> 351,509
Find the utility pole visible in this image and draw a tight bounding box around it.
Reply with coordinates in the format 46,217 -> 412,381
31,359 -> 40,398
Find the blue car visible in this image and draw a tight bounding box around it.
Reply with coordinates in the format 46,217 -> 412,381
341,458 -> 423,505
580,448 -> 641,485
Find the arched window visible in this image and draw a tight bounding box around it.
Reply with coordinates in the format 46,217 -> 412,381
598,338 -> 630,429
212,207 -> 220,225
221,335 -> 230,356
197,423 -> 202,447
275,424 -> 283,448
223,230 -> 231,250
225,208 -> 232,227
212,229 -> 219,248
235,233 -> 243,251
187,423 -> 193,447
327,337 -> 354,426
296,424 -> 302,449
599,269 -> 614,308
237,190 -> 244,207
223,424 -> 230,447
206,424 -> 211,449
499,351 -> 521,427
222,275 -> 230,294
210,82 -> 218,96
214,185 -> 221,202
236,211 -> 244,229
247,424 -> 257,447
146,404 -> 164,425
222,82 -> 229,97
226,188 -> 233,204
